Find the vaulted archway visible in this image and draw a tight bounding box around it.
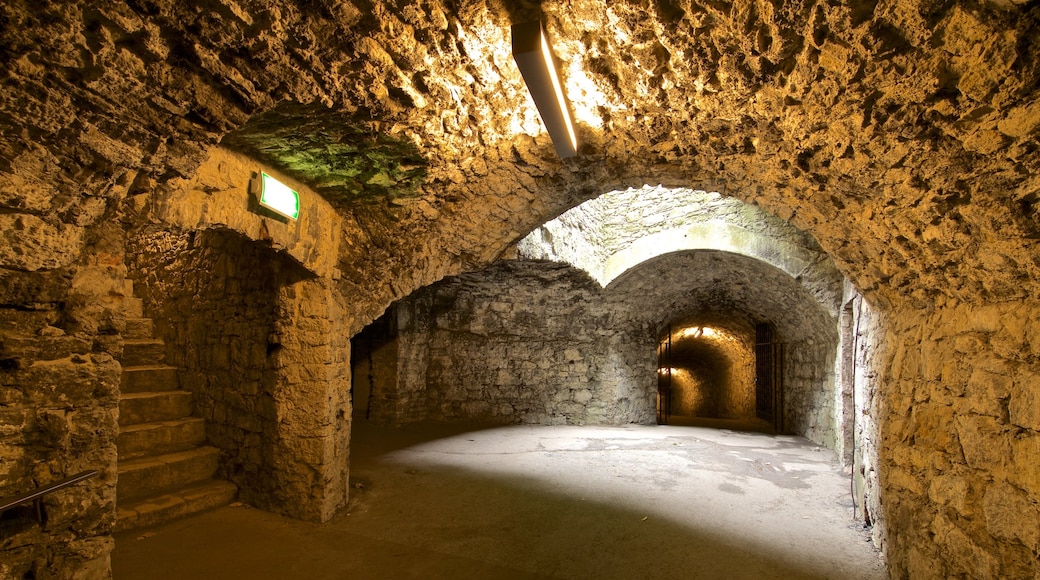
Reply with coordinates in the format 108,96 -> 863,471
2,1 -> 1038,577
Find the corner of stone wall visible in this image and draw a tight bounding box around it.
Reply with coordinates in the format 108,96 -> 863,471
878,298 -> 1040,578
265,276 -> 351,522
0,202 -> 126,578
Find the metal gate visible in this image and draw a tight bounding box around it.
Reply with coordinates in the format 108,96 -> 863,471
755,322 -> 784,432
657,325 -> 672,424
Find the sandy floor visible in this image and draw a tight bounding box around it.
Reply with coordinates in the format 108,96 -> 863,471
113,421 -> 887,579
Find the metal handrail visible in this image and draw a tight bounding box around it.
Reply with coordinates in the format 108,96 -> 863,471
0,470 -> 98,514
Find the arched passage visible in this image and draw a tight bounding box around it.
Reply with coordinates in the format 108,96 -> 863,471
2,1 -> 1038,577
658,322 -> 758,425
604,249 -> 841,447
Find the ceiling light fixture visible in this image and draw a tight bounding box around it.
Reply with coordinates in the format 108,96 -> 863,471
511,21 -> 578,158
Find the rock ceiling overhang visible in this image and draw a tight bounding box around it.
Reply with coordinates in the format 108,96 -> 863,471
1,0 -> 1038,318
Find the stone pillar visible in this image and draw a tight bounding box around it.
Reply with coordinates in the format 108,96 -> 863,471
393,296 -> 432,424
266,276 -> 351,522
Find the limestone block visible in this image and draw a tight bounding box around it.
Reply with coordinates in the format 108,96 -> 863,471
983,482 -> 1039,550
966,364 -> 1013,418
930,514 -> 1000,579
927,473 -> 973,517
0,214 -> 84,271
1008,433 -> 1040,498
1008,383 -> 1040,431
955,415 -> 1010,471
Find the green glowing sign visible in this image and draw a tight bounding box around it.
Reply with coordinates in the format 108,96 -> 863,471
258,172 -> 300,220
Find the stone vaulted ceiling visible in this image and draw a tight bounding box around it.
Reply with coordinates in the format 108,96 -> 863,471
1,0 -> 1038,323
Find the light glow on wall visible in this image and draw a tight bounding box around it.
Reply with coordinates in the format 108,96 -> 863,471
678,326 -> 718,340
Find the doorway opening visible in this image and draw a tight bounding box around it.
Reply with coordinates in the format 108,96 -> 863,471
656,319 -> 775,433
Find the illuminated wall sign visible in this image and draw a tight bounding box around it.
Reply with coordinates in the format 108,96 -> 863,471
256,172 -> 300,220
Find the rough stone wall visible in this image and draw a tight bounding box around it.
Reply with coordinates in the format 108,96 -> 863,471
784,339 -> 839,446
350,341 -> 398,423
129,228 -> 348,521
0,213 -> 125,576
129,229 -> 281,505
519,187 -> 849,450
519,186 -> 844,317
723,341 -> 756,420
268,277 -> 351,521
392,298 -> 434,425
396,261 -> 657,426
878,300 -> 1040,579
0,0 -> 1037,577
851,294 -> 885,552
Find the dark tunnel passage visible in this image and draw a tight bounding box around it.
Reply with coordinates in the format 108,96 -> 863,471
657,322 -> 755,424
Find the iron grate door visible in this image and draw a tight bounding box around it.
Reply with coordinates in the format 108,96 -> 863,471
755,323 -> 784,432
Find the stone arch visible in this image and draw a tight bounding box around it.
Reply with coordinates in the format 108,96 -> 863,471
139,145 -> 344,280
123,144 -> 352,522
603,221 -> 821,289
519,186 -> 844,320
603,249 -> 845,448
1,1 -> 1038,577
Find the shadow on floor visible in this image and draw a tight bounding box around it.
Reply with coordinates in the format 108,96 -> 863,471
113,421 -> 884,580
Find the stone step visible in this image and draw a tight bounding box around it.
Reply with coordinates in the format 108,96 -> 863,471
119,391 -> 193,427
115,479 -> 237,533
121,365 -> 179,394
124,317 -> 154,340
121,339 -> 166,367
125,296 -> 144,319
117,417 -> 206,460
117,446 -> 220,502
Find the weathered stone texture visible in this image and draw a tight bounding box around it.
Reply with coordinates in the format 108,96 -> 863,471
127,228 -> 348,522
0,0 -> 1038,577
604,251 -> 843,450
391,261 -> 656,426
518,186 -> 850,450
351,340 -> 400,424
139,146 -> 344,280
520,186 -> 843,316
128,229 -> 280,511
0,178 -> 123,577
268,277 -> 351,521
879,300 -> 1040,578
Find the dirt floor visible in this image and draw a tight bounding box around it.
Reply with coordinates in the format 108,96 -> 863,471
113,421 -> 887,579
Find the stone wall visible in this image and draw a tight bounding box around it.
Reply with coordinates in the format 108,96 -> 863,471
878,299 -> 1040,578
128,227 -> 349,522
851,293 -> 885,552
784,339 -> 839,446
519,186 -> 845,317
1,1 -> 1037,577
0,208 -> 125,576
128,229 -> 279,507
350,337 -> 399,424
388,261 -> 657,426
268,277 -> 351,521
519,187 -> 850,451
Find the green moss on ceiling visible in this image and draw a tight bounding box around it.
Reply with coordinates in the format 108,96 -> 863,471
221,102 -> 427,207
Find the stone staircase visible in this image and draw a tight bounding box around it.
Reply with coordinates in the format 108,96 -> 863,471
116,281 -> 236,531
